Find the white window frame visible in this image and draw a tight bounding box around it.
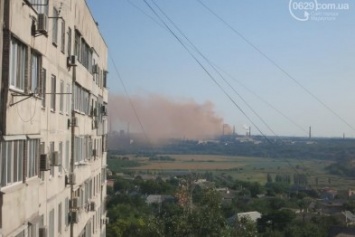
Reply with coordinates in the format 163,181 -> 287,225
61,20 -> 65,53
30,51 -> 41,93
65,140 -> 69,171
50,75 -> 56,111
58,142 -> 63,174
49,142 -> 55,176
58,202 -> 62,234
27,139 -> 39,178
66,84 -> 70,115
49,208 -> 55,237
59,80 -> 64,113
52,8 -> 59,45
41,68 -> 47,108
9,38 -> 27,92
0,140 -> 24,187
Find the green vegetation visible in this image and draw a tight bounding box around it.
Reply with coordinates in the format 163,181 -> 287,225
106,137 -> 355,236
107,156 -> 140,172
106,174 -> 346,237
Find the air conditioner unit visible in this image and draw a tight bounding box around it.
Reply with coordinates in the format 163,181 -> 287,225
70,211 -> 79,223
92,64 -> 100,74
70,198 -> 82,209
90,201 -> 96,211
67,55 -> 77,66
51,151 -> 60,166
37,14 -> 48,34
40,154 -> 50,171
92,149 -> 97,157
39,227 -> 47,237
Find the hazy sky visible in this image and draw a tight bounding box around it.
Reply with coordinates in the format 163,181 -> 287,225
86,0 -> 355,138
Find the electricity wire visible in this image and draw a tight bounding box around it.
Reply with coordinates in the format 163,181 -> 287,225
197,0 -> 355,132
142,0 -> 273,144
109,55 -> 152,146
140,0 -> 322,194
150,0 -> 278,137
124,0 -> 350,193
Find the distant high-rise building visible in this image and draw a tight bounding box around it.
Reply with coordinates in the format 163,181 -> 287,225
0,1 -> 108,236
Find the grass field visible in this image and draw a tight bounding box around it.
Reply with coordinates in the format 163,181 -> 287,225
111,154 -> 355,190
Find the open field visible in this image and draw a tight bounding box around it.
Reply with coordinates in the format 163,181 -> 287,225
109,154 -> 355,190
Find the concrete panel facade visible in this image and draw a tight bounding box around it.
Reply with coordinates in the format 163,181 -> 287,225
0,0 -> 108,236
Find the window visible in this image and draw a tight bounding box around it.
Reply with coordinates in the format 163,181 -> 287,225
30,52 -> 41,93
49,142 -> 54,176
52,8 -> 59,45
67,27 -> 72,56
59,80 -> 64,113
74,136 -> 91,163
66,84 -> 70,115
61,20 -> 65,53
28,0 -> 48,14
74,83 -> 90,114
74,30 -> 93,72
103,70 -> 108,88
39,142 -> 45,180
74,30 -> 80,60
27,139 -> 39,178
50,75 -> 56,111
28,222 -> 38,237
41,68 -> 46,108
0,140 -> 24,187
65,198 -> 69,227
9,38 -> 27,91
58,203 -> 62,234
65,140 -> 70,171
58,142 -> 63,173
49,209 -> 54,237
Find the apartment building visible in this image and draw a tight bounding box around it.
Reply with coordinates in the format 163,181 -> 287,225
0,0 -> 108,236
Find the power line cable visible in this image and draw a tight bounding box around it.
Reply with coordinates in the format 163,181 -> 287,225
142,0 -> 272,144
127,0 -> 350,193
129,0 -> 306,136
197,0 -> 355,132
214,64 -> 308,135
150,0 -> 278,137
109,55 -> 152,146
141,0 -> 321,194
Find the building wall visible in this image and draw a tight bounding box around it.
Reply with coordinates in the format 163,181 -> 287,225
0,0 -> 108,236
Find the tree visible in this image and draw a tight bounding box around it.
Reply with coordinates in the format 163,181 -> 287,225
257,209 -> 296,233
233,216 -> 258,237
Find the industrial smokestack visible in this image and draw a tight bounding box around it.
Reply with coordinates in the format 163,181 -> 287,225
309,126 -> 312,139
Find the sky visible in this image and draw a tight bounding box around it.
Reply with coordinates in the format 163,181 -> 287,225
86,0 -> 355,138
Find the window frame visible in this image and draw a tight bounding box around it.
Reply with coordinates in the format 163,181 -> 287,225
30,51 -> 41,93
50,75 -> 56,112
52,7 -> 59,46
27,139 -> 39,178
0,140 -> 25,187
9,37 -> 27,92
60,20 -> 65,53
59,80 -> 64,113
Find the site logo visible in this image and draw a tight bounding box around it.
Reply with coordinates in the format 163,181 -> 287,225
289,0 -> 350,22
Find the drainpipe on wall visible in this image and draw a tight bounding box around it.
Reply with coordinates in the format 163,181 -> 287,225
69,63 -> 76,237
